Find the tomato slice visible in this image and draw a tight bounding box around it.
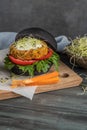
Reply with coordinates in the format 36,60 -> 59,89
9,48 -> 53,66
36,48 -> 53,60
9,55 -> 38,65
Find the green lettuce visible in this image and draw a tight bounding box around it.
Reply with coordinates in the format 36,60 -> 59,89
4,52 -> 60,76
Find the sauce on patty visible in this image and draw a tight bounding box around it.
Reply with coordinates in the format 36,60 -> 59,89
15,37 -> 43,50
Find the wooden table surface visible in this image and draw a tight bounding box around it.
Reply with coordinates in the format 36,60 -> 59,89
0,55 -> 87,130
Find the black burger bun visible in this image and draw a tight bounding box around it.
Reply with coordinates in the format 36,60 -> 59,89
5,27 -> 59,76
15,27 -> 57,51
11,64 -> 53,76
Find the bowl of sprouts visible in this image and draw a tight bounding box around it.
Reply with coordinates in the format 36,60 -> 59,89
65,36 -> 87,69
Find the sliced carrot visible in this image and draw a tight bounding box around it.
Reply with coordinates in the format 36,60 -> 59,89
11,77 -> 59,88
23,71 -> 59,84
11,80 -> 25,88
11,71 -> 59,88
11,77 -> 60,88
26,77 -> 60,86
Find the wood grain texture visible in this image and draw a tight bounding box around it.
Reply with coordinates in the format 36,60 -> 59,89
0,86 -> 87,130
0,56 -> 86,129
0,61 -> 82,100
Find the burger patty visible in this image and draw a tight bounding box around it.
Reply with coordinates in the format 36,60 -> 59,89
9,40 -> 49,60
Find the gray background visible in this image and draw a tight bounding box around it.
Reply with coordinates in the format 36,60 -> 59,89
0,0 -> 87,38
0,1 -> 87,130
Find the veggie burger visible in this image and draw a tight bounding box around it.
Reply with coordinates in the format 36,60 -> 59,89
4,28 -> 60,76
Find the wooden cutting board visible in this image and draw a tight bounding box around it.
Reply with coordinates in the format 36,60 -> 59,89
0,61 -> 82,100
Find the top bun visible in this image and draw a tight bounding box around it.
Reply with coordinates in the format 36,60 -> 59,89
15,27 -> 57,51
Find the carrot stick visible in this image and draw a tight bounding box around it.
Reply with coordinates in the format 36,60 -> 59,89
23,71 -> 59,84
11,77 -> 60,88
11,79 -> 27,88
11,71 -> 59,88
26,77 -> 60,86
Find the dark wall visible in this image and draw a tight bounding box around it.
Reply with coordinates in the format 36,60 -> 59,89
0,0 -> 87,38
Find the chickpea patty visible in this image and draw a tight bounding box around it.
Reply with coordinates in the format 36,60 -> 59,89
9,37 -> 49,60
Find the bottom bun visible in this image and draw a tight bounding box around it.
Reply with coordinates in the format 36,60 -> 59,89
11,64 -> 53,76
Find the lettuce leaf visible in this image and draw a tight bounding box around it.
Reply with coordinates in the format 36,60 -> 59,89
4,52 -> 60,76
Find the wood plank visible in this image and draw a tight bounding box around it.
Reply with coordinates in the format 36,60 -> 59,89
0,61 -> 82,100
36,61 -> 82,93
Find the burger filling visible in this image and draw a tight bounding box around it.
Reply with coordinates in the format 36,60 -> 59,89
4,37 -> 60,76
9,37 -> 48,60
